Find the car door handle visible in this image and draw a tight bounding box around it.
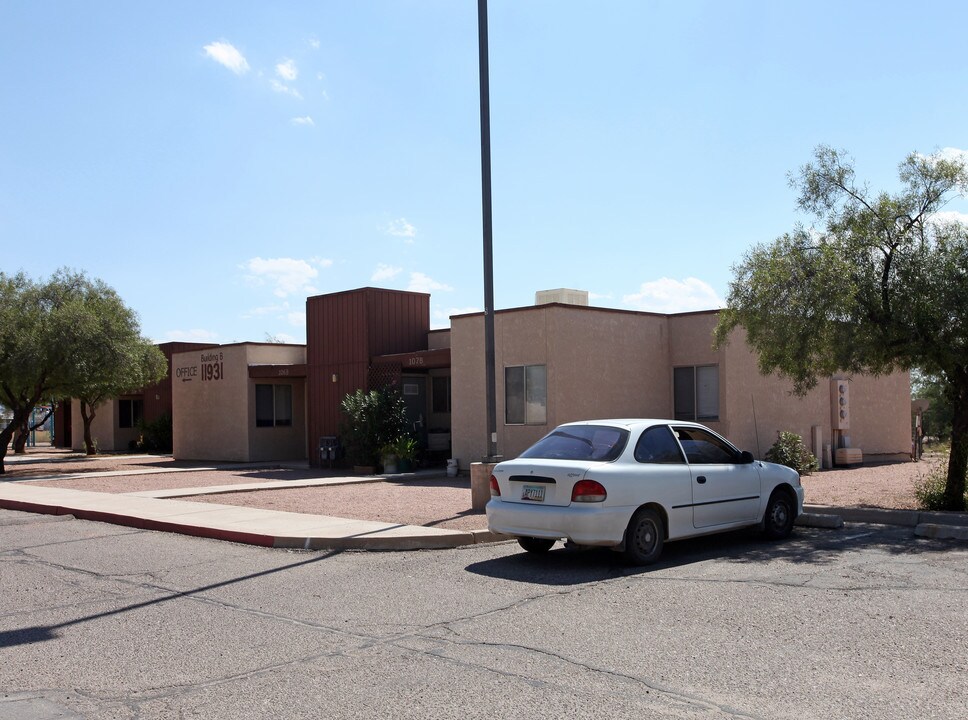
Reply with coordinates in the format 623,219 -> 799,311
696,475 -> 707,484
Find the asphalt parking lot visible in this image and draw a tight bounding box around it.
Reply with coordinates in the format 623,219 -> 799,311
2,508 -> 966,720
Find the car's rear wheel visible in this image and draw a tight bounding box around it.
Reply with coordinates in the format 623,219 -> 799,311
623,508 -> 664,565
763,489 -> 795,539
517,536 -> 556,553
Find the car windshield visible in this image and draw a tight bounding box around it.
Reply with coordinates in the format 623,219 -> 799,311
519,425 -> 629,461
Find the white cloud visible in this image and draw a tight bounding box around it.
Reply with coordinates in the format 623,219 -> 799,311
385,218 -> 416,240
287,311 -> 306,327
270,78 -> 303,99
937,147 -> 968,164
929,210 -> 968,226
242,257 -> 327,298
309,38 -> 321,50
203,41 -> 249,75
918,148 -> 968,192
622,277 -> 723,314
163,328 -> 220,342
270,332 -> 299,344
275,58 -> 298,81
372,264 -> 403,282
242,302 -> 289,319
408,272 -> 453,294
291,116 -> 314,126
309,256 -> 333,268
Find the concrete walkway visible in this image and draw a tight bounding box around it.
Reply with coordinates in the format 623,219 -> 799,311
0,481 -> 504,551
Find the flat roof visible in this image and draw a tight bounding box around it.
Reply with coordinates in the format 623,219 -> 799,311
449,302 -> 721,321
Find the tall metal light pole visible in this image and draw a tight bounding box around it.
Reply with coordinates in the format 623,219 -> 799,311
478,0 -> 498,460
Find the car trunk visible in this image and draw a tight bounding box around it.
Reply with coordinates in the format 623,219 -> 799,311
496,460 -> 593,507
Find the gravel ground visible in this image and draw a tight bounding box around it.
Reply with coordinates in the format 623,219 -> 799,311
192,478 -> 486,531
3,448 -> 950,533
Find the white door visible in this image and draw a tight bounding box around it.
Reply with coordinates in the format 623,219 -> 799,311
672,426 -> 761,528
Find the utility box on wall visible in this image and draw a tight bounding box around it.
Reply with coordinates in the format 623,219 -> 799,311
831,379 -> 850,430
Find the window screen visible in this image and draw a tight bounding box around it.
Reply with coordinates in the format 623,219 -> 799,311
274,385 -> 293,427
256,385 -> 275,427
118,399 -> 143,429
505,365 -> 547,425
673,366 -> 719,421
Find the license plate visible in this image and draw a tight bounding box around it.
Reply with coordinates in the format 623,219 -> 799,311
521,485 -> 545,502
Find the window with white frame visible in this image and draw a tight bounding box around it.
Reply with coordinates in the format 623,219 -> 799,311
505,365 -> 547,425
673,365 -> 719,421
255,384 -> 293,427
118,398 -> 143,429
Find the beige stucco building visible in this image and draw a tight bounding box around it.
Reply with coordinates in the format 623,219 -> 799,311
172,343 -> 307,462
450,301 -> 910,467
76,287 -> 908,470
69,395 -> 144,453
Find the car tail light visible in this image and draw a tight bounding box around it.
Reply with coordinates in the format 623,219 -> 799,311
572,479 -> 606,503
489,475 -> 501,497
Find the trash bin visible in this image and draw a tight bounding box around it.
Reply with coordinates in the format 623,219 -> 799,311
319,436 -> 339,467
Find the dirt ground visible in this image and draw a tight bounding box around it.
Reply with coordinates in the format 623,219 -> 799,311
2,448 -> 949,533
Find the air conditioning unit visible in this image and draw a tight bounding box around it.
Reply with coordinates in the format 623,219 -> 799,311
835,447 -> 863,466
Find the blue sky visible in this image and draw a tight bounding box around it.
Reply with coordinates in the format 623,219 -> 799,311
2,1 -> 967,344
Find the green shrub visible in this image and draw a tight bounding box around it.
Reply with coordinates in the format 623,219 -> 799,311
915,469 -> 948,511
137,412 -> 172,453
914,465 -> 968,511
339,389 -> 410,466
764,431 -> 818,475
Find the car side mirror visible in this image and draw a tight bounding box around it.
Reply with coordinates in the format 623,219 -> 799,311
739,450 -> 755,464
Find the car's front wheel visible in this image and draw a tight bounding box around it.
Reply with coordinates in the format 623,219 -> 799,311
623,508 -> 664,565
763,490 -> 795,539
517,536 -> 556,553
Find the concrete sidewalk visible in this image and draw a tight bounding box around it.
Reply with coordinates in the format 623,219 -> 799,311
0,482 -> 505,550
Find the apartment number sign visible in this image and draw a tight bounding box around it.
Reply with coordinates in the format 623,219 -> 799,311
175,352 -> 225,383
200,352 -> 225,382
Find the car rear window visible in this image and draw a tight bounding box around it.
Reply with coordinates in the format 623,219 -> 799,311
519,425 -> 629,461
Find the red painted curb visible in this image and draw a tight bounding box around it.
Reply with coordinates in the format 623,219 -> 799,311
0,497 -> 274,547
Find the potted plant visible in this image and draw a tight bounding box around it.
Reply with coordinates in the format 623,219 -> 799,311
394,436 -> 418,473
380,442 -> 399,475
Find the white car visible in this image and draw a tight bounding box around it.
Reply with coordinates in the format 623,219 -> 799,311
486,419 -> 805,565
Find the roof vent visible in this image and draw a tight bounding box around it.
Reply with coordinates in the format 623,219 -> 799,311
535,289 -> 589,306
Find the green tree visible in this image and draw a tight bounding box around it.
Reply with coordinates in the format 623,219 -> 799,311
716,146 -> 968,511
63,279 -> 167,455
0,271 -> 79,473
0,269 -> 165,470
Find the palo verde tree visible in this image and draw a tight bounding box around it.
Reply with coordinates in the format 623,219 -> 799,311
716,146 -> 968,510
0,269 -> 165,470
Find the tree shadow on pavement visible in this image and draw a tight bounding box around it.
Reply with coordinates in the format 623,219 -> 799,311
0,549 -> 344,650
